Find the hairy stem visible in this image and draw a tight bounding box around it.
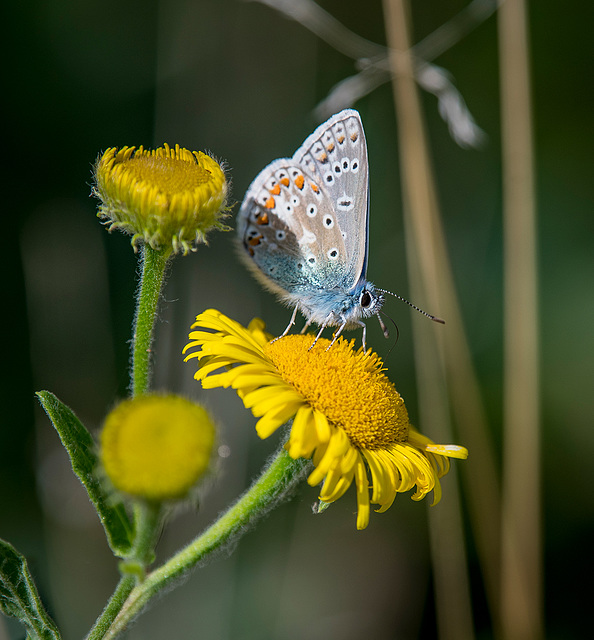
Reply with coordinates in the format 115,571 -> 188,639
101,447 -> 308,640
131,246 -> 170,397
86,502 -> 162,640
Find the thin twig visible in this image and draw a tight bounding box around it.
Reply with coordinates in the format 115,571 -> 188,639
250,0 -> 488,147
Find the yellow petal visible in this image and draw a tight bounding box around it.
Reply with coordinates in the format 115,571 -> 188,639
355,458 -> 371,530
255,401 -> 304,439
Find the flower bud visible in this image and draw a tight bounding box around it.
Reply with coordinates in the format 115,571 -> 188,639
100,395 -> 215,501
94,144 -> 229,254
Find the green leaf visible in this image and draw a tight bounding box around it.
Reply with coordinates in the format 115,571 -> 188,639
0,539 -> 61,640
36,391 -> 134,556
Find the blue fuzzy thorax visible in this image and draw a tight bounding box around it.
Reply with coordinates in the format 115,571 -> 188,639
286,279 -> 384,328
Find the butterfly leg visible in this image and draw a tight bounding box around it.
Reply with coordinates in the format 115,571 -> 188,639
350,319 -> 368,353
308,315 -> 332,351
271,304 -> 299,343
360,321 -> 368,352
300,318 -> 313,335
326,317 -> 348,351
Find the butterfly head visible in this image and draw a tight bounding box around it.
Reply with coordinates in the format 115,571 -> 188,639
357,282 -> 384,320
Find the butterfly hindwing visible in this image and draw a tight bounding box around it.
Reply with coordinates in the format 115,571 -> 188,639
237,157 -> 348,297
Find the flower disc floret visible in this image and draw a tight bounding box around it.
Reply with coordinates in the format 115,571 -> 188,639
264,336 -> 409,450
101,395 -> 215,501
184,309 -> 468,529
94,144 -> 229,254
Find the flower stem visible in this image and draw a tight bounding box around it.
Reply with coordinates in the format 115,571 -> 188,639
86,502 -> 162,640
86,576 -> 136,640
101,447 -> 308,640
90,246 -> 169,640
129,501 -> 162,566
131,245 -> 171,397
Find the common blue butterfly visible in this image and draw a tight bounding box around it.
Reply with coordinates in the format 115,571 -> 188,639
237,109 -> 442,349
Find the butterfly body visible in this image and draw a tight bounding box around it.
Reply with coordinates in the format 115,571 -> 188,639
237,109 -> 384,346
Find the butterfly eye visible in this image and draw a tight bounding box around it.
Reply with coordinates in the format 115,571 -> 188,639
360,291 -> 372,308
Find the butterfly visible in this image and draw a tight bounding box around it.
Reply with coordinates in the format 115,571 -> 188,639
237,109 -> 442,350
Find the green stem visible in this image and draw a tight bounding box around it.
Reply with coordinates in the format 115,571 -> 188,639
86,576 -> 136,640
131,246 -> 171,397
86,502 -> 163,640
101,447 -> 308,640
129,502 -> 162,566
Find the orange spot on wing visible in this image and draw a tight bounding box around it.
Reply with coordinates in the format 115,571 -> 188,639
248,235 -> 263,246
337,135 -> 345,144
318,152 -> 328,163
256,212 -> 269,225
350,132 -> 358,142
280,177 -> 290,187
270,184 -> 281,195
310,183 -> 320,194
295,174 -> 305,190
265,196 -> 275,209
327,142 -> 335,152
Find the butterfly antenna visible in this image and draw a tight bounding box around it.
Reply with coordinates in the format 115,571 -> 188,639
377,288 -> 445,324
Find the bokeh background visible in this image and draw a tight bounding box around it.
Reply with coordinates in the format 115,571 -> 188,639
1,0 -> 592,638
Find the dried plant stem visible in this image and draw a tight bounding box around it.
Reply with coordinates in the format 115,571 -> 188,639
382,1 -> 476,638
498,0 -> 543,638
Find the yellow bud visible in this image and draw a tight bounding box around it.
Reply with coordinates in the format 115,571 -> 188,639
101,395 -> 215,501
94,144 -> 229,254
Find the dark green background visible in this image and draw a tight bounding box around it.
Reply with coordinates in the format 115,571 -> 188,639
1,1 -> 592,638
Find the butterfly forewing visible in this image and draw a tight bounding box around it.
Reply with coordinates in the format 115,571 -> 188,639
293,109 -> 369,290
237,155 -> 349,296
237,109 -> 371,316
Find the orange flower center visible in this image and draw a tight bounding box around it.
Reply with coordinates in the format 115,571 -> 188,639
264,335 -> 409,449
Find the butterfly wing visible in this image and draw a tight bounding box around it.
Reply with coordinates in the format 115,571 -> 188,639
237,110 -> 370,299
237,156 -> 350,299
293,109 -> 370,290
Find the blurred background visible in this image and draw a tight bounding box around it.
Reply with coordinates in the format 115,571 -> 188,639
1,0 -> 592,638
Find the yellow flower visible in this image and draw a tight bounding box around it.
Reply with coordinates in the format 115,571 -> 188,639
183,310 -> 468,529
101,395 -> 215,501
94,144 -> 229,254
